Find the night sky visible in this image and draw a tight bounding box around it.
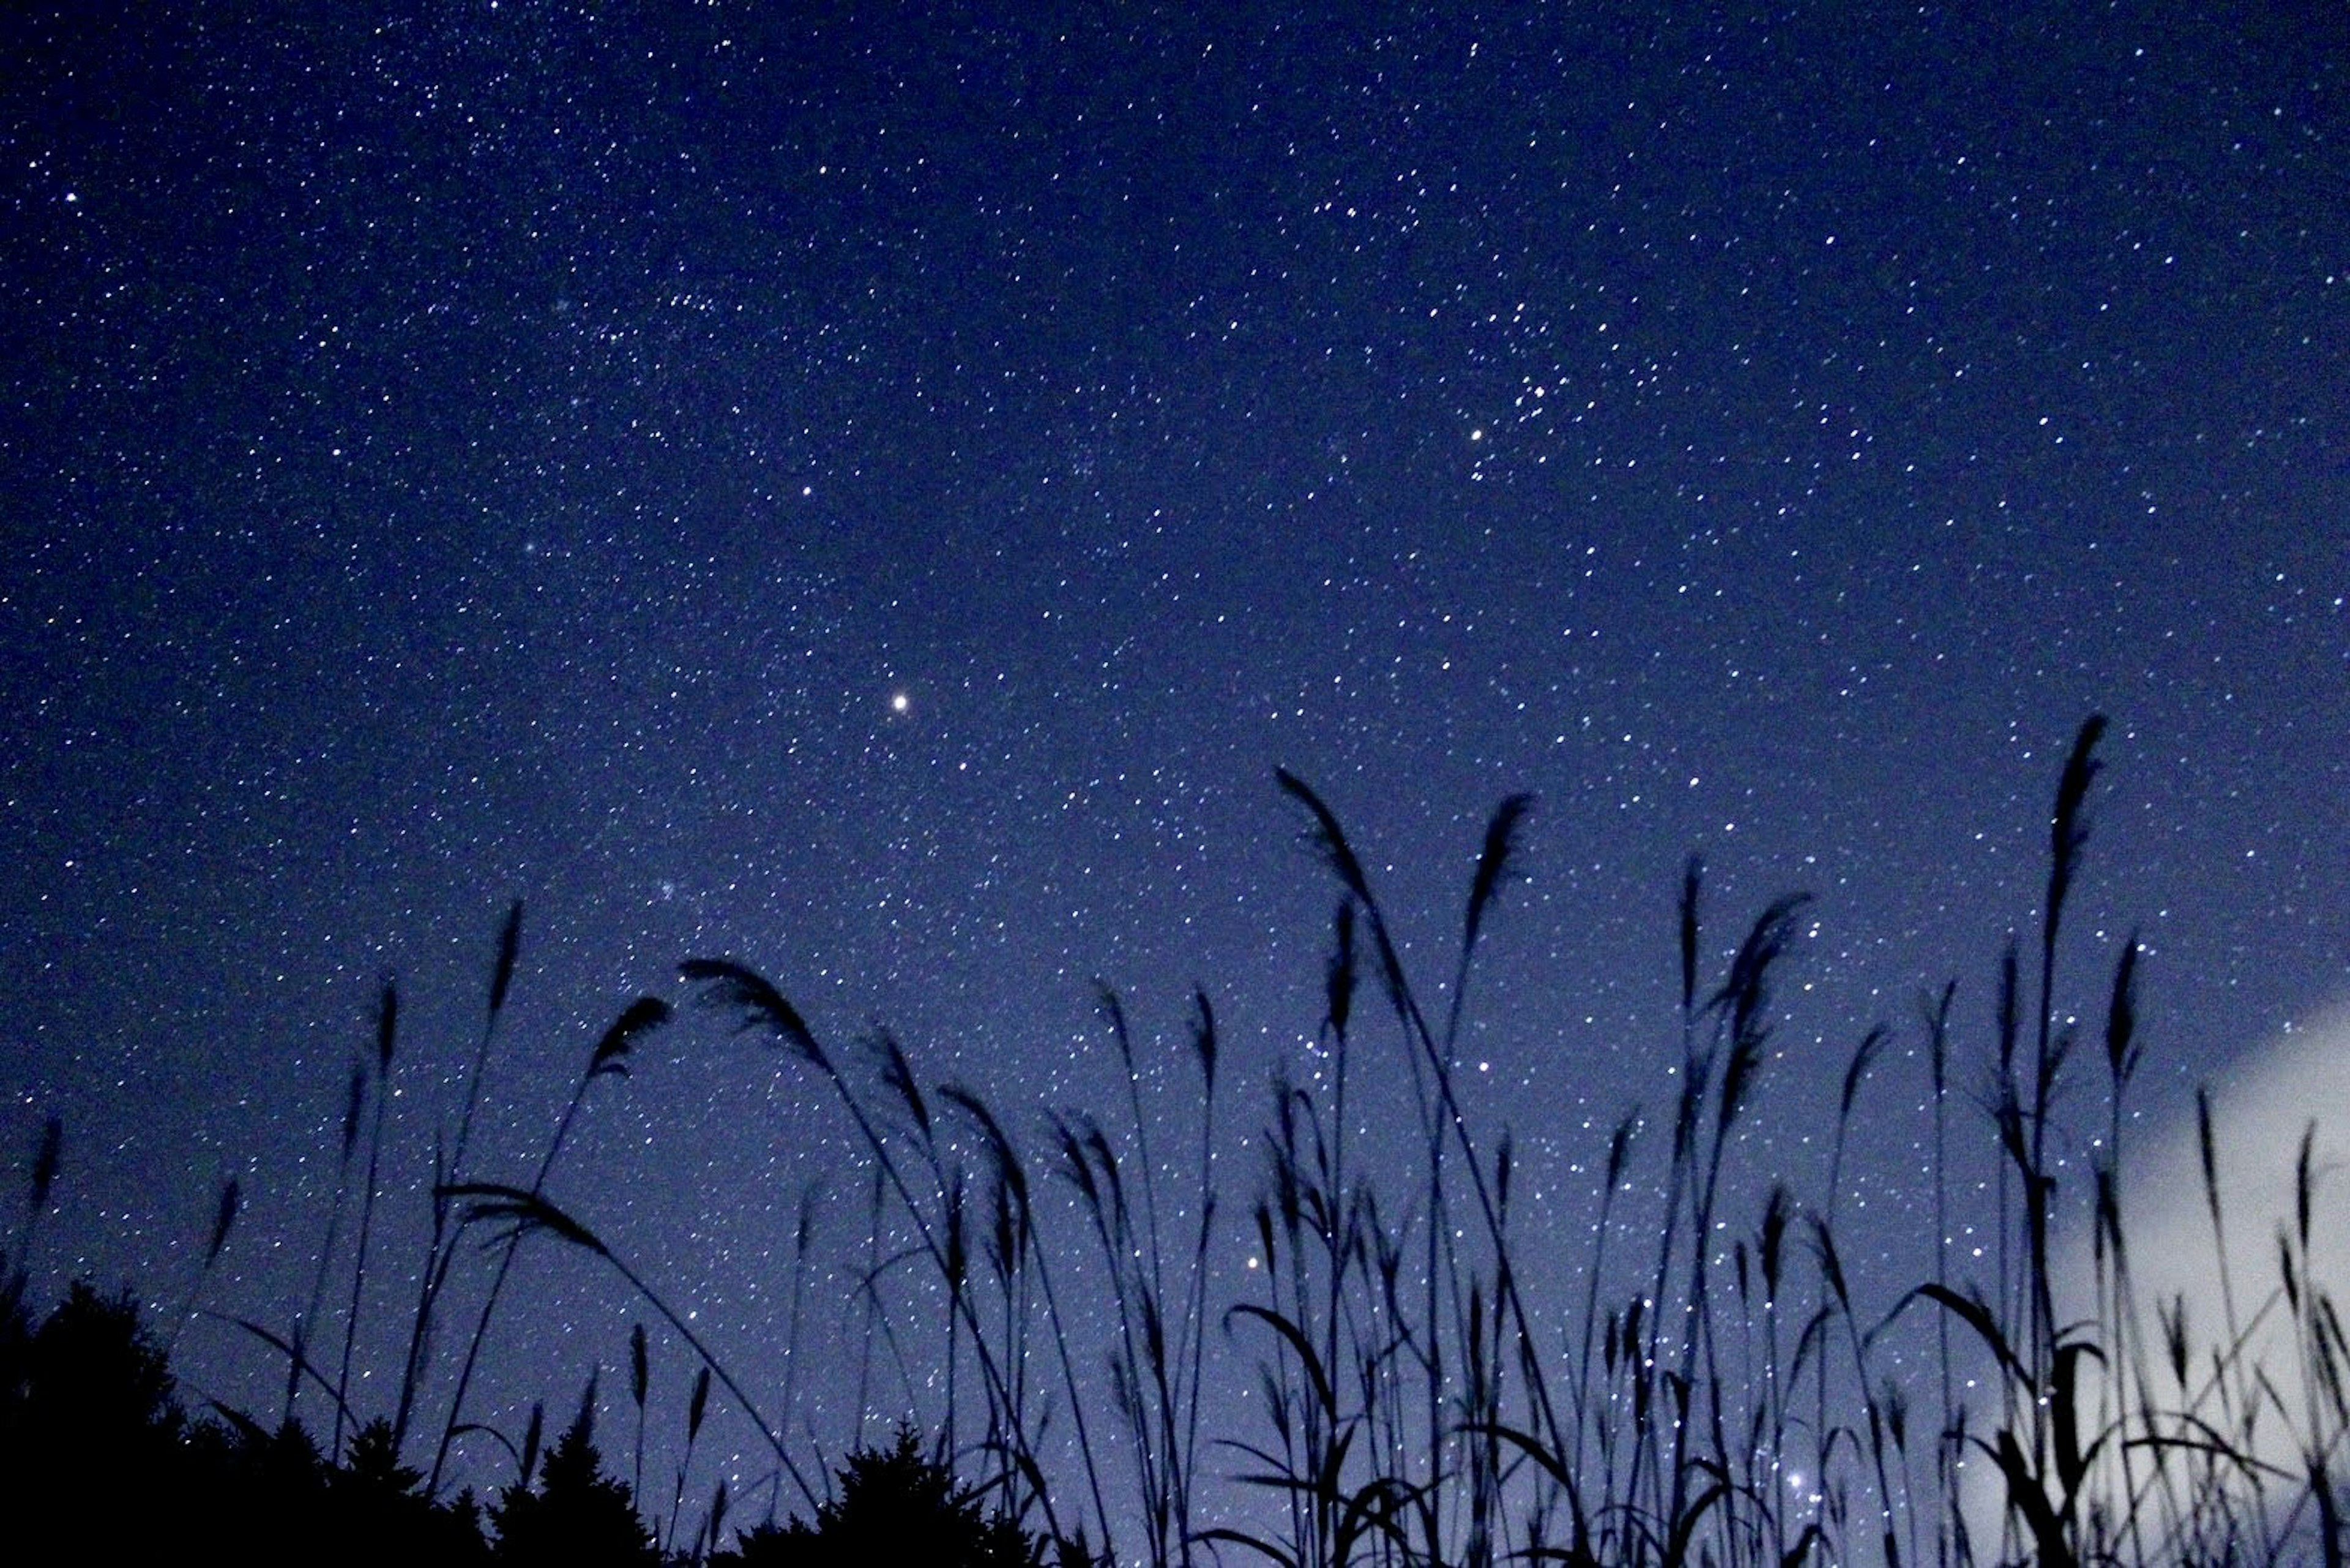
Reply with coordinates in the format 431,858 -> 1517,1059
4,0 -> 2346,1548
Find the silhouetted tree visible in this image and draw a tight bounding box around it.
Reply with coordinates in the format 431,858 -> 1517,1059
491,1403 -> 658,1565
7,1281 -> 176,1449
717,1428 -> 1047,1567
0,1282 -> 191,1556
0,1283 -> 501,1561
332,1417 -> 494,1563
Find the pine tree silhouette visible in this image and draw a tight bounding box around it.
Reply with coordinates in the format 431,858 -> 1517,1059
718,1427 -> 1046,1567
490,1402 -> 658,1565
1,1283 -> 188,1558
335,1417 -> 493,1562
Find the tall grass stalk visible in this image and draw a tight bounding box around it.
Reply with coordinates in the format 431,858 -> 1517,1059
392,897 -> 524,1457
2,1114 -> 62,1320
678,957 -> 1090,1556
334,979 -> 400,1463
124,710 -> 2350,1567
425,992 -> 670,1493
440,1179 -> 821,1518
285,1059 -> 366,1431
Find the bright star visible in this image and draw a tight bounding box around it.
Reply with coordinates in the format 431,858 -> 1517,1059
890,691 -> 911,715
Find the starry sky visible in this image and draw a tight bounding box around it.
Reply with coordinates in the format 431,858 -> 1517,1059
3,0 -> 2346,1544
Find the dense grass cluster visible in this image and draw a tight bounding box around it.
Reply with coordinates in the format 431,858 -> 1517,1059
7,714 -> 2346,1564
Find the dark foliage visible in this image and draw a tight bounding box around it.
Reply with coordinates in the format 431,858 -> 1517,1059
0,1282 -> 186,1556
714,1428 -> 1047,1568
490,1404 -> 660,1566
0,1283 -> 491,1562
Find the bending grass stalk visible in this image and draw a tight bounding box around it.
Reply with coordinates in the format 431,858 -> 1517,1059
438,1180 -> 822,1515
160,1176 -> 240,1359
1275,777 -> 1569,1467
394,899 -> 524,1457
678,957 -> 1078,1554
944,1083 -> 1120,1557
287,1059 -> 365,1431
425,995 -> 670,1494
145,709 -> 2342,1566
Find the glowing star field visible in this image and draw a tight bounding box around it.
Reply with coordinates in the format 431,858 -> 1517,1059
2,3 -> 2344,1558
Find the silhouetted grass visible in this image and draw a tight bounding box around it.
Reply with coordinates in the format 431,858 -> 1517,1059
11,712 -> 2349,1565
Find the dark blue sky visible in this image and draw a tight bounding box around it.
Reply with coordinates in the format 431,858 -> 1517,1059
4,0 -> 2345,1547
